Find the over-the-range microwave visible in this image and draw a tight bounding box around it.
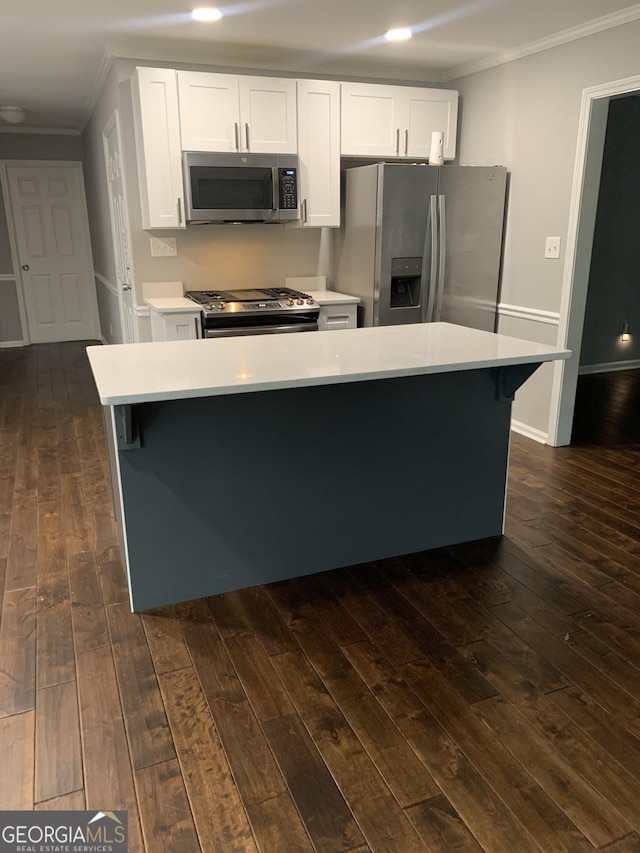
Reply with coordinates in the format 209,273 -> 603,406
182,151 -> 299,224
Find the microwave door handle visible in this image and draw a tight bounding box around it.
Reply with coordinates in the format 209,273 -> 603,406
271,168 -> 278,210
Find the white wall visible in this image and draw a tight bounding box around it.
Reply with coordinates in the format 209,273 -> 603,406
453,19 -> 640,438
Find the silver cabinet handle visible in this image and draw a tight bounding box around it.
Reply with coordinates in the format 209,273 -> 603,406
22,264 -> 29,271
404,129 -> 408,156
194,317 -> 201,339
234,122 -> 239,151
302,198 -> 308,224
177,197 -> 183,225
245,123 -> 250,151
122,284 -> 131,291
396,128 -> 400,155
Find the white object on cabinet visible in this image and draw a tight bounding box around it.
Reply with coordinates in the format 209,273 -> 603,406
177,71 -> 297,154
296,80 -> 341,228
131,67 -> 185,230
341,83 -> 458,160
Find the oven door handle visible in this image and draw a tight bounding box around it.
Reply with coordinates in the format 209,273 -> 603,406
205,322 -> 318,338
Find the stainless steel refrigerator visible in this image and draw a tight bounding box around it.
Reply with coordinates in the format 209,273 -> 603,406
335,163 -> 507,331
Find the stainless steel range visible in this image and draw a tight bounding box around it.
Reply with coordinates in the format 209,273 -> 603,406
185,287 -> 320,338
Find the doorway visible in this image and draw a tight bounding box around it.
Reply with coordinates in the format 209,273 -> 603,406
548,73 -> 640,446
3,161 -> 99,344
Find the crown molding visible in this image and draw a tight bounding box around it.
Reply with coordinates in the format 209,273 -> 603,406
443,3 -> 640,82
0,126 -> 81,135
80,47 -> 116,132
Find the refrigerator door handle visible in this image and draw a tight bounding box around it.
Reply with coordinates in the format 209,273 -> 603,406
423,194 -> 438,322
435,194 -> 446,321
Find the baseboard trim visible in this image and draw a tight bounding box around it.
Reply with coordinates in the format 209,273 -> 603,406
579,359 -> 640,375
498,303 -> 560,326
0,339 -> 25,348
511,419 -> 548,444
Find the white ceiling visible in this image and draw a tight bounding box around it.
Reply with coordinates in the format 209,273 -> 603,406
1,0 -> 639,131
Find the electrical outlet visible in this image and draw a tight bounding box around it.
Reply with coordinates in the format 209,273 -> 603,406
150,236 -> 177,257
544,236 -> 561,259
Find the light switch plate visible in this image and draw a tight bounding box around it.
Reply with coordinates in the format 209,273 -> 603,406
544,236 -> 561,259
150,236 -> 177,257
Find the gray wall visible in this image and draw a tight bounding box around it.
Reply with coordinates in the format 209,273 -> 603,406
580,95 -> 640,367
0,133 -> 83,161
454,19 -> 640,436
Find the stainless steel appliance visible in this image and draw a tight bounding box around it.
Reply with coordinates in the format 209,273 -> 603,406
335,163 -> 508,331
183,152 -> 299,223
185,287 -> 319,337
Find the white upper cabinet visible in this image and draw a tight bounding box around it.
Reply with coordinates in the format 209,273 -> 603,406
177,72 -> 240,152
177,72 -> 297,154
131,67 -> 185,230
341,83 -> 458,160
238,77 -> 297,154
296,80 -> 341,228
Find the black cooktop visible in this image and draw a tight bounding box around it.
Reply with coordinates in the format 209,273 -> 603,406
185,287 -> 310,305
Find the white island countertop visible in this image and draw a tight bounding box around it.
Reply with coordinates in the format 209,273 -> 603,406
86,323 -> 571,406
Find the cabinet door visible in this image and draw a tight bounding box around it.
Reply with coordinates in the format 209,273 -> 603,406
238,77 -> 297,153
131,67 -> 185,229
296,80 -> 340,228
405,89 -> 458,159
150,310 -> 201,341
177,71 -> 240,152
340,83 -> 404,157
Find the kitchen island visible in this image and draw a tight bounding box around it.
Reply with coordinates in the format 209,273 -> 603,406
87,323 -> 570,611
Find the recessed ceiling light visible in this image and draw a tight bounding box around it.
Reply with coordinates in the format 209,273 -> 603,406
191,6 -> 222,22
385,28 -> 412,41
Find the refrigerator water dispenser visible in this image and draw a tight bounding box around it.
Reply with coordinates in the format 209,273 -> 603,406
390,257 -> 423,308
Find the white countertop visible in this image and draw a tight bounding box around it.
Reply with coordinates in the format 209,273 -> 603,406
87,323 -> 571,406
144,296 -> 200,312
306,290 -> 360,305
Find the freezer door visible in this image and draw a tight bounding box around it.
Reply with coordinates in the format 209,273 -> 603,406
436,166 -> 507,332
376,164 -> 439,327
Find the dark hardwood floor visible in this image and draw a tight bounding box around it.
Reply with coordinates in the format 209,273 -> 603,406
1,343 -> 640,852
571,368 -> 640,445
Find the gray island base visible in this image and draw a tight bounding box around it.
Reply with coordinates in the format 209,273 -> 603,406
88,323 -> 570,612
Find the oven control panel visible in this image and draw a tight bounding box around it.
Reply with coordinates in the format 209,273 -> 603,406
278,169 -> 298,210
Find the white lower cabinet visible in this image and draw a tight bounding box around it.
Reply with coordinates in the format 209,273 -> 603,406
317,304 -> 358,330
147,299 -> 202,341
296,80 -> 341,228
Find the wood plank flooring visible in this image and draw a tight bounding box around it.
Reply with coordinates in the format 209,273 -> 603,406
1,343 -> 640,852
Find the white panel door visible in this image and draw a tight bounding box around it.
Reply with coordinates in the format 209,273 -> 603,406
7,164 -> 98,344
340,83 -> 403,157
104,110 -> 137,343
238,76 -> 297,153
296,80 -> 340,228
177,71 -> 240,152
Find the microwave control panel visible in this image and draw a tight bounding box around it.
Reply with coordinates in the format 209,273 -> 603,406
278,169 -> 298,210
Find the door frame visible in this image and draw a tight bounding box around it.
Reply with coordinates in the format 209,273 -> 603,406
0,164 -> 31,345
548,73 -> 640,446
0,159 -> 100,344
102,109 -> 138,343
